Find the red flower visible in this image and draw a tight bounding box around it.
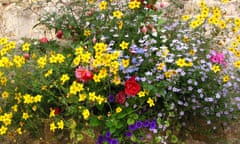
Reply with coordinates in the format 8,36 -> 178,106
23,53 -> 30,60
116,91 -> 126,104
54,107 -> 60,115
56,30 -> 63,39
125,76 -> 141,96
75,67 -> 93,82
40,37 -> 48,43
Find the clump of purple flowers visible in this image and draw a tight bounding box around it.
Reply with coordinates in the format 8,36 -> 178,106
96,131 -> 119,144
126,119 -> 158,138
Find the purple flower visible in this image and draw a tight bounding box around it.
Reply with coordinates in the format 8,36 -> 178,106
105,131 -> 111,138
110,139 -> 119,144
143,120 -> 150,128
97,135 -> 105,143
149,120 -> 157,129
135,121 -> 143,129
129,124 -> 137,131
108,94 -> 115,103
125,131 -> 132,137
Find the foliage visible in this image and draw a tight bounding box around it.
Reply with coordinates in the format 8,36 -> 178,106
0,0 -> 240,143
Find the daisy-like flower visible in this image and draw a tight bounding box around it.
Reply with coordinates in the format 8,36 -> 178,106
212,65 -> 221,73
113,10 -> 123,19
99,1 -> 107,10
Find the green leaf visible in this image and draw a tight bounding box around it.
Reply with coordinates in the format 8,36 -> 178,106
131,113 -> 139,120
127,118 -> 135,125
76,133 -> 83,141
110,127 -> 116,134
89,116 -> 100,127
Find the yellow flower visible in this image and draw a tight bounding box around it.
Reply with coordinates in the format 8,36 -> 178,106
128,1 -> 141,9
79,93 -> 86,102
22,43 -> 31,51
57,120 -> 64,130
82,109 -> 90,120
164,71 -> 172,79
176,58 -> 186,67
1,91 -> 9,99
181,15 -> 190,21
0,37 -> 8,45
113,11 -> 123,19
88,0 -> 94,3
11,105 -> 18,112
22,112 -> 29,120
120,41 -> 129,50
37,56 -> 47,68
50,122 -> 57,132
49,108 -> 56,118
34,95 -> 42,103
60,74 -> 70,85
138,91 -> 145,98
44,69 -> 53,77
0,126 -> 8,135
122,59 -> 130,68
234,60 -> 240,68
157,62 -> 165,71
0,77 -> 7,86
99,1 -> 107,10
112,75 -> 121,85
147,97 -> 155,107
84,29 -> 91,37
218,20 -> 226,29
223,75 -> 230,82
118,21 -> 123,30
212,65 -> 221,73
32,105 -> 37,111
221,0 -> 230,3
116,107 -> 122,113
23,94 -> 34,104
16,128 -> 22,135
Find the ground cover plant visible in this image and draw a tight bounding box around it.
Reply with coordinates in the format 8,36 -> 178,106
0,0 -> 240,143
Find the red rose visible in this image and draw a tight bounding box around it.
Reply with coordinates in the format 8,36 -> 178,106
56,30 -> 63,39
75,67 -> 93,82
40,37 -> 48,43
125,76 -> 141,96
116,91 -> 126,104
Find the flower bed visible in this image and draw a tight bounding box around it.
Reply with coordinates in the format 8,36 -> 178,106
0,0 -> 240,143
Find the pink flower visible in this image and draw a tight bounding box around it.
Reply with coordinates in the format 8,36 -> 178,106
75,67 -> 93,82
210,51 -> 226,65
40,37 -> 48,43
141,26 -> 147,34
